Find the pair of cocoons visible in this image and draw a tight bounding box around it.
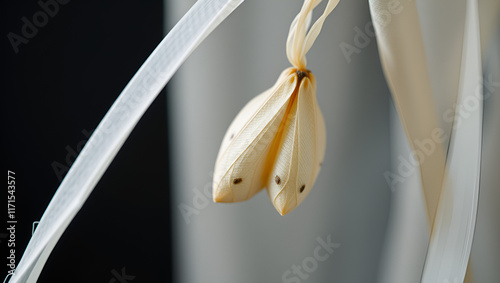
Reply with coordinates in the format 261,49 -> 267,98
213,68 -> 326,215
212,0 -> 339,215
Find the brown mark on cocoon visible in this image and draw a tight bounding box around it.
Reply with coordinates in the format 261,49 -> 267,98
275,175 -> 281,185
299,185 -> 306,193
233,178 -> 242,184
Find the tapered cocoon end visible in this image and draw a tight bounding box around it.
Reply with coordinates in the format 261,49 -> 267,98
271,188 -> 298,216
213,179 -> 233,202
213,192 -> 233,203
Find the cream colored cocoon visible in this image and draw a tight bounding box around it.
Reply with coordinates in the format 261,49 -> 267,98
212,69 -> 298,204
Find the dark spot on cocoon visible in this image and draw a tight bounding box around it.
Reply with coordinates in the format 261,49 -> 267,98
233,178 -> 242,184
299,185 -> 306,193
275,175 -> 281,185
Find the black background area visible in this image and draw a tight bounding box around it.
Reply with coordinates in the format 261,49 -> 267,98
1,0 -> 172,282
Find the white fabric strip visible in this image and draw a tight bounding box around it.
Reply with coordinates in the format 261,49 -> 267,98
422,0 -> 482,281
369,0 -> 483,281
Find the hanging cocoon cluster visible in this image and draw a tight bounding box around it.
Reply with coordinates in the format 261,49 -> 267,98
213,0 -> 340,215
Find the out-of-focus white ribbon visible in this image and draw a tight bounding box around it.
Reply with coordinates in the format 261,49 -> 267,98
8,0 -> 243,282
369,0 -> 483,282
421,0 -> 482,281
